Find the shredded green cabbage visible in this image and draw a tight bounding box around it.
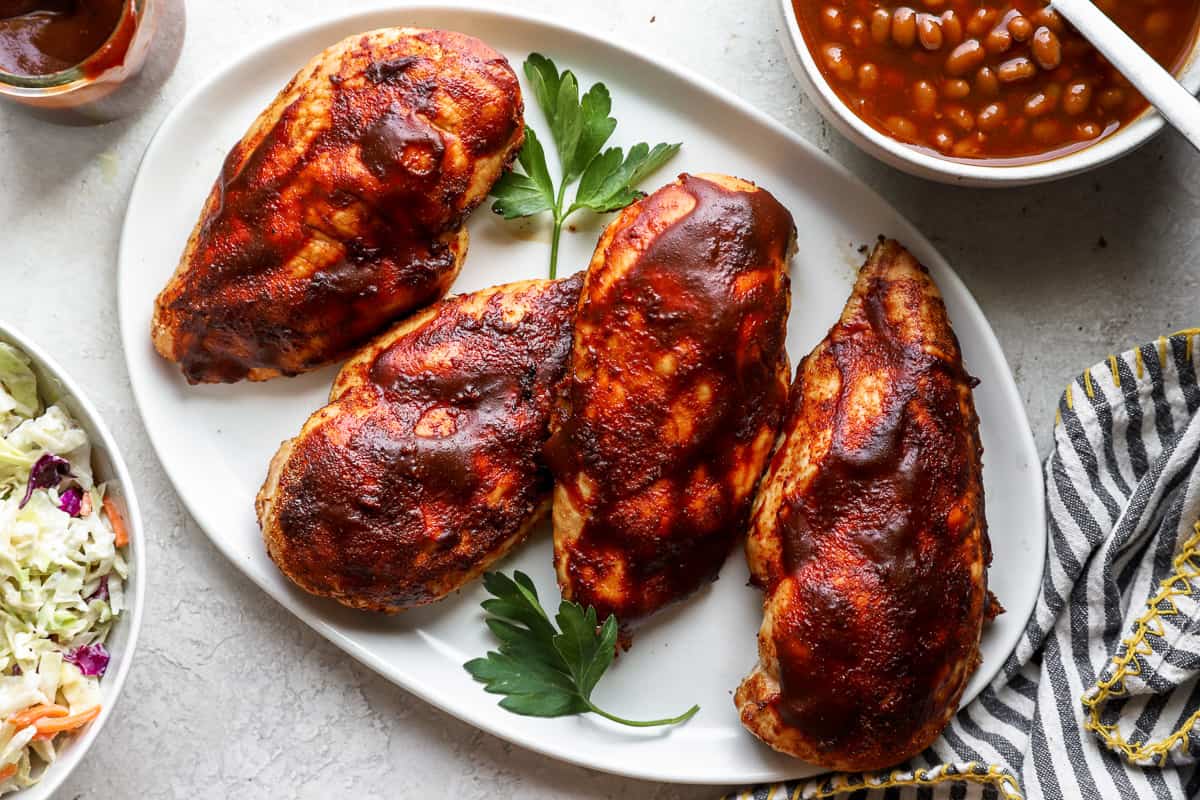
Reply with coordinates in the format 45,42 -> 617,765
0,342 -> 125,791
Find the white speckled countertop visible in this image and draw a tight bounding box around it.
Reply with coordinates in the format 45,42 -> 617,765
1,1 -> 1196,797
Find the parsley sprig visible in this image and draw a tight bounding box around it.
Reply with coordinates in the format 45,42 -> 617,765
491,54 -> 682,278
464,571 -> 700,728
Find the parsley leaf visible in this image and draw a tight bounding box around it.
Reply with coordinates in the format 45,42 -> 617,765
491,128 -> 555,219
490,54 -> 681,278
571,142 -> 682,214
464,571 -> 700,728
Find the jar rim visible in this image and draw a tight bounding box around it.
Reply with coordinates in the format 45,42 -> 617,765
0,0 -> 145,91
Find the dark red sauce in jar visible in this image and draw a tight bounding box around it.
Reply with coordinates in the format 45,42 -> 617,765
0,0 -> 128,76
0,0 -> 184,123
793,0 -> 1200,162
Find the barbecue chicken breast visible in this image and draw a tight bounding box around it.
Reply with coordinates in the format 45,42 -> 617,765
256,276 -> 583,612
735,240 -> 989,771
152,28 -> 524,383
546,174 -> 795,628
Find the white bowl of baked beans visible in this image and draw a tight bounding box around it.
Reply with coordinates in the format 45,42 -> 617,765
776,0 -> 1200,185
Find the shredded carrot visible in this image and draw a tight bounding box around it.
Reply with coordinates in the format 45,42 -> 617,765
0,764 -> 15,781
102,495 -> 129,548
32,705 -> 99,739
7,704 -> 67,730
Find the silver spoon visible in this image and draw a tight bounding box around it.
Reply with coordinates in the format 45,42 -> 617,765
1051,0 -> 1200,151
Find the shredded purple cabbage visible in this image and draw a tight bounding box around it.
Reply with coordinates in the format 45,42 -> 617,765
58,486 -> 83,517
87,576 -> 109,603
18,453 -> 72,509
64,643 -> 109,677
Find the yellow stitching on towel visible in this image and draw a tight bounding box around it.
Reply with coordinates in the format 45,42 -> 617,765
791,784 -> 804,800
1135,348 -> 1145,380
1082,522 -> 1200,767
791,762 -> 1024,800
1167,328 -> 1200,361
1066,384 -> 1074,410
1084,369 -> 1096,399
1108,356 -> 1121,387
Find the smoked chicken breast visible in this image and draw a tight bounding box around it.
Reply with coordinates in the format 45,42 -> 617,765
256,276 -> 582,612
546,173 -> 795,628
735,239 -> 989,771
153,28 -> 524,383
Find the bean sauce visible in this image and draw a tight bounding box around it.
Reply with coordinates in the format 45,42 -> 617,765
794,0 -> 1200,162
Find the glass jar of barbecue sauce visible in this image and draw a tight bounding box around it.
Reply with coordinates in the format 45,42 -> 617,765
0,0 -> 185,124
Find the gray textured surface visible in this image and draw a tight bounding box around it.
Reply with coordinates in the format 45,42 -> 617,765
0,1 -> 1193,797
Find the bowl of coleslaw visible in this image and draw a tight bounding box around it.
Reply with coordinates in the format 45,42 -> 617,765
0,322 -> 143,799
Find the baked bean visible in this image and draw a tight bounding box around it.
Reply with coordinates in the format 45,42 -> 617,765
977,102 -> 1006,131
1031,118 -> 1062,143
940,10 -> 964,44
913,79 -> 938,113
1024,89 -> 1056,116
892,7 -> 918,47
885,115 -> 918,140
946,104 -> 975,131
975,66 -> 1000,95
932,128 -> 956,151
917,14 -> 944,50
848,16 -> 867,47
1031,27 -> 1063,69
1098,87 -> 1126,109
1022,83 -> 1060,115
821,6 -> 844,34
997,56 -> 1037,82
870,8 -> 892,44
1063,81 -> 1093,114
1007,14 -> 1033,41
985,25 -> 1013,54
952,135 -> 983,157
1146,9 -> 1172,35
1031,7 -> 1065,33
857,61 -> 880,90
1076,121 -> 1102,139
966,7 -> 998,36
823,43 -> 855,81
944,78 -> 971,98
945,39 -> 986,75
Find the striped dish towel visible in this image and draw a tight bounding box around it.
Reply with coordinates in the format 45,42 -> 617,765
727,329 -> 1200,800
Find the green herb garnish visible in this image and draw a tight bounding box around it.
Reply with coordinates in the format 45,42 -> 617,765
463,571 -> 700,728
491,54 -> 682,278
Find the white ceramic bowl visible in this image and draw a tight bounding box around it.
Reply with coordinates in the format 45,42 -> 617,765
775,0 -> 1200,186
0,323 -> 144,800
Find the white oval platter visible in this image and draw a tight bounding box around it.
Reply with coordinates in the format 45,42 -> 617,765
117,5 -> 1045,784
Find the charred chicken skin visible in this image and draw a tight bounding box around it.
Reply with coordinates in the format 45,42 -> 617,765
256,276 -> 583,612
735,239 -> 989,771
546,174 -> 795,628
152,28 -> 524,383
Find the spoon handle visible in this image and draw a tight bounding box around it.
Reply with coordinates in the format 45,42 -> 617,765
1052,0 -> 1200,152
